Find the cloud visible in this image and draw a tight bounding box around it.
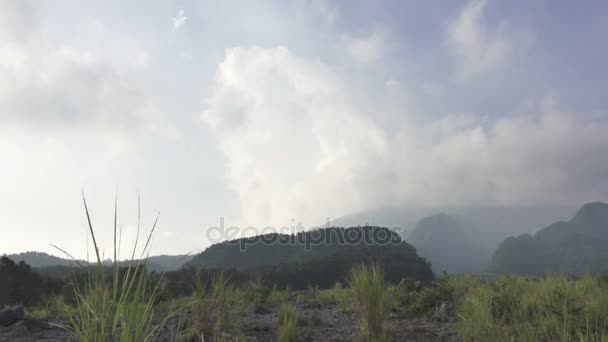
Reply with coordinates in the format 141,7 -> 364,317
343,31 -> 388,64
202,46 -> 389,225
133,49 -> 151,68
203,46 -> 608,226
0,1 -> 164,136
445,0 -> 532,81
310,0 -> 339,24
172,9 -> 187,31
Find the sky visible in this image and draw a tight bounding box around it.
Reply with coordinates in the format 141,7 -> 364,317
1,0 -> 607,258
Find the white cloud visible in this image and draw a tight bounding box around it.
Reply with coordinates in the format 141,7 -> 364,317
445,0 -> 531,81
172,9 -> 187,31
133,49 -> 150,68
203,46 -> 608,226
0,2 -> 164,136
310,0 -> 339,24
202,46 -> 389,225
343,31 -> 388,64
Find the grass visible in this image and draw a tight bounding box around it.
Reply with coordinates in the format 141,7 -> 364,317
318,282 -> 352,313
390,276 -> 454,315
277,302 -> 300,342
242,273 -> 272,307
52,193 -> 173,341
455,275 -> 608,342
349,263 -> 389,342
192,271 -> 241,341
28,295 -> 72,320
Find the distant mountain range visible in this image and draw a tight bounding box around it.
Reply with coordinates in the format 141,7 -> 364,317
2,251 -> 193,272
333,205 -> 576,254
490,202 -> 608,275
8,202 -> 607,278
407,213 -> 490,274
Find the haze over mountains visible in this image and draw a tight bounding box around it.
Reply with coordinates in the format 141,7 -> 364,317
491,202 -> 608,275
3,252 -> 193,272
5,201 -> 606,280
334,205 -> 576,250
407,213 -> 490,274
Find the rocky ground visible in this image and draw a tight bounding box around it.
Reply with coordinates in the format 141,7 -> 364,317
0,317 -> 72,342
0,300 -> 460,342
239,301 -> 459,342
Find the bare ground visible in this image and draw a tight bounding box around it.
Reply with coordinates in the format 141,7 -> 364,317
0,302 -> 459,342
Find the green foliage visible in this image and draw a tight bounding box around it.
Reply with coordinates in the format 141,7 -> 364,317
349,264 -> 389,342
455,275 -> 608,341
241,273 -> 272,306
192,271 -> 241,340
28,295 -> 72,320
186,226 -> 434,289
390,277 -> 454,316
53,194 -> 172,342
0,256 -> 62,307
267,287 -> 291,306
277,303 -> 300,342
318,282 -> 351,309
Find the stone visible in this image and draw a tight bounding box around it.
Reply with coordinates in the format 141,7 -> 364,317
0,306 -> 24,327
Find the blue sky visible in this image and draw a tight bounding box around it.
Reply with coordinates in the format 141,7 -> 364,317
1,0 -> 607,257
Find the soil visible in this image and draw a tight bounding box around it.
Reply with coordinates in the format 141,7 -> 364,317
0,302 -> 460,341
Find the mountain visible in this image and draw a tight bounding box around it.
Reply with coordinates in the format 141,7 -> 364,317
2,252 -> 192,272
2,252 -> 84,268
490,202 -> 608,275
184,226 -> 434,284
406,213 -> 490,274
145,254 -> 194,271
333,205 -> 576,254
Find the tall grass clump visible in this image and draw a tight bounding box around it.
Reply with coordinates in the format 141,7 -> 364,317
349,263 -> 389,342
277,302 -> 300,342
242,273 -> 271,307
53,193 -> 170,341
192,271 -> 241,341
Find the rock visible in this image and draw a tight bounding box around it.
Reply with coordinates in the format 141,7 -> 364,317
433,302 -> 452,322
253,306 -> 272,315
0,306 -> 24,327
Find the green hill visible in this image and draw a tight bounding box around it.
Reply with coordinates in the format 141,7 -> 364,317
490,202 -> 608,275
184,226 -> 434,285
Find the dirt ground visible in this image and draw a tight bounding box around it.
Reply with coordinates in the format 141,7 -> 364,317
0,300 -> 460,342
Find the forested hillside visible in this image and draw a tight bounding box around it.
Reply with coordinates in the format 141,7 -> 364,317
491,202 -> 608,275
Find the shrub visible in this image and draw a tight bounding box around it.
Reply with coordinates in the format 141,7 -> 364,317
242,273 -> 271,306
277,302 -> 300,342
192,271 -> 241,340
349,263 -> 389,341
29,295 -> 72,320
392,277 -> 454,316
